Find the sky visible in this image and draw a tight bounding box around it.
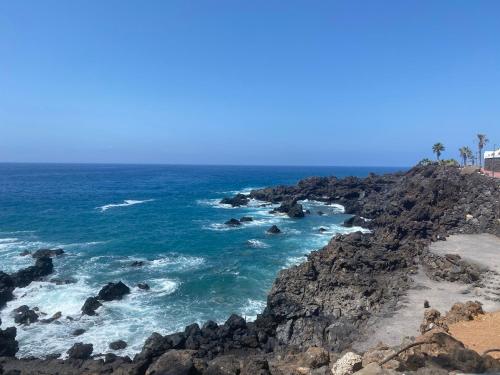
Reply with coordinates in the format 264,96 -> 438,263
0,1 -> 499,166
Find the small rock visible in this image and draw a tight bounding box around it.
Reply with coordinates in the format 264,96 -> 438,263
19,250 -> 31,257
137,283 -> 150,290
81,296 -> 102,316
331,352 -> 362,375
97,281 -> 130,301
72,328 -> 86,336
32,248 -> 64,259
267,225 -> 281,234
109,339 -> 127,350
424,300 -> 430,308
240,216 -> 254,222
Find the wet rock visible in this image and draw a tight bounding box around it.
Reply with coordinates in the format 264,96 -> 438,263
225,218 -> 241,226
0,272 -> 15,309
13,305 -> 38,326
343,216 -> 366,228
0,324 -> 18,357
240,216 -> 253,222
67,342 -> 93,360
81,296 -> 102,316
331,352 -> 362,375
224,314 -> 247,331
31,248 -> 64,259
97,281 -> 130,301
39,311 -> 62,324
273,201 -> 305,218
318,227 -> 328,233
138,283 -> 150,290
19,250 -> 31,257
72,328 -> 86,336
11,257 -> 54,288
145,349 -> 196,375
109,340 -> 127,350
267,225 -> 281,234
49,277 -> 77,285
220,194 -> 249,207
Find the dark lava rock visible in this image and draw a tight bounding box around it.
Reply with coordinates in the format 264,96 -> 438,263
11,257 -> 54,288
267,225 -> 281,234
224,314 -> 247,331
318,227 -> 328,233
145,350 -> 195,375
97,281 -> 130,301
424,300 -> 430,308
343,215 -> 366,227
31,248 -> 64,259
19,250 -> 31,257
81,296 -> 102,316
137,283 -> 150,290
220,194 -> 250,207
0,324 -> 18,357
39,311 -> 62,324
240,216 -> 254,222
50,277 -> 77,285
13,305 -> 38,325
130,261 -> 145,267
67,342 -> 93,360
317,210 -> 325,216
109,340 -> 127,350
273,201 -> 305,218
72,328 -> 86,336
0,272 -> 15,309
225,218 -> 241,226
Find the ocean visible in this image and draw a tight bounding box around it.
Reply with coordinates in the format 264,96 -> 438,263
0,163 -> 402,358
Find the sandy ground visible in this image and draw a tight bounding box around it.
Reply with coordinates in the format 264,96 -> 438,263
354,234 -> 500,352
449,311 -> 500,359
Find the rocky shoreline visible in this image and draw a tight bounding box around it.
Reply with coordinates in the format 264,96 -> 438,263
1,163 -> 499,374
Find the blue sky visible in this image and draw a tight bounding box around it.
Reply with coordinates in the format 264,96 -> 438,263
1,1 -> 499,166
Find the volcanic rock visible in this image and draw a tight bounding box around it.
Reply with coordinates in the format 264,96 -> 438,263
109,340 -> 127,350
0,323 -> 18,357
240,216 -> 253,222
11,257 -> 54,288
67,342 -> 93,360
97,281 -> 130,301
81,297 -> 102,316
220,194 -> 249,207
138,283 -> 150,290
31,248 -> 64,259
13,305 -> 38,326
267,225 -> 281,234
225,218 -> 241,226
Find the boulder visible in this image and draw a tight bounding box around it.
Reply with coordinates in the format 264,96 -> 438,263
224,314 -> 247,331
109,340 -> 127,350
67,342 -> 93,360
331,352 -> 362,375
145,350 -> 196,375
97,281 -> 130,301
301,346 -> 330,369
267,225 -> 281,234
13,305 -> 38,325
343,216 -> 365,228
31,248 -> 64,258
81,296 -> 102,316
225,218 -> 241,227
0,325 -> 18,357
19,250 -> 31,257
39,311 -> 62,324
240,216 -> 253,222
0,272 -> 15,309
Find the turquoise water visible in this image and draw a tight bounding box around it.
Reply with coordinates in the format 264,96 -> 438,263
0,164 -> 401,357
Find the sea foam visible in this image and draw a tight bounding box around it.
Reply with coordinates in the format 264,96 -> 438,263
97,199 -> 154,212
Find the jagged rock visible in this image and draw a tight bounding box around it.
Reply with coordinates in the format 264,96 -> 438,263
273,201 -> 305,218
138,283 -> 150,290
0,272 -> 15,309
109,340 -> 127,350
81,296 -> 102,315
97,281 -> 130,301
331,352 -> 363,375
267,225 -> 281,234
13,305 -> 38,325
11,257 -> 53,288
444,301 -> 483,324
224,314 -> 247,331
343,216 -> 366,228
31,248 -> 64,258
145,349 -> 196,375
19,250 -> 31,257
240,216 -> 253,222
220,194 -> 249,207
225,218 -> 241,226
318,227 -> 328,233
301,347 -> 330,369
39,311 -> 62,324
67,342 -> 93,360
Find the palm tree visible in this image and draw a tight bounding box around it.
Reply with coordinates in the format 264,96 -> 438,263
477,134 -> 489,168
465,147 -> 473,166
459,147 -> 468,166
432,143 -> 445,161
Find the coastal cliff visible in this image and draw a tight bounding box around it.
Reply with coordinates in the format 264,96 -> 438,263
1,163 -> 499,374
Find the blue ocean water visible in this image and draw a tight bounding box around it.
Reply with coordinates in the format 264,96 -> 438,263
0,164 -> 402,358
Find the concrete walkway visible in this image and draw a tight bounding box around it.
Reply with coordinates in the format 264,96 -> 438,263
354,234 -> 500,351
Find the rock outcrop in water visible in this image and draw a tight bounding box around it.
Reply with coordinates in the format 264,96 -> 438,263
1,164 -> 499,374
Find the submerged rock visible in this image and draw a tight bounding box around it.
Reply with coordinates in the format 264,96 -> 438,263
130,260 -> 145,267
138,283 -> 150,290
240,216 -> 253,222
97,281 -> 130,301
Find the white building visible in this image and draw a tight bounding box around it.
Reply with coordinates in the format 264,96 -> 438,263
484,148 -> 500,171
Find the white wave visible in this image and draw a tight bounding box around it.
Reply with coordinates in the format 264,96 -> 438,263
149,255 -> 205,271
219,186 -> 262,195
0,237 -> 18,243
284,255 -> 307,268
203,223 -> 242,231
149,278 -> 180,296
240,298 -> 266,322
97,199 -> 154,212
246,239 -> 270,249
196,199 -> 236,209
